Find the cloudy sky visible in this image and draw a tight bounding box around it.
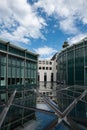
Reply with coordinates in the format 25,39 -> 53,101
0,0 -> 87,59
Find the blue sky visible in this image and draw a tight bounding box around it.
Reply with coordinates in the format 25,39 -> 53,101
0,0 -> 87,59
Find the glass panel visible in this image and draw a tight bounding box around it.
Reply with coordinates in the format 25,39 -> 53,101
12,58 -> 16,66
28,69 -> 30,78
8,56 -> 12,65
1,55 -> 6,64
25,68 -> 28,78
16,78 -> 20,85
1,93 -> 6,102
12,67 -> 16,77
31,70 -> 33,78
75,48 -> 84,58
21,68 -> 24,78
9,46 -> 25,56
1,77 -> 6,86
1,65 -> 6,77
17,67 -> 20,77
33,64 -> 36,69
1,65 -> 6,86
0,43 -> 7,51
17,60 -> 20,66
8,66 -> 11,77
21,60 -> 24,67
28,62 -> 31,68
31,63 -> 34,69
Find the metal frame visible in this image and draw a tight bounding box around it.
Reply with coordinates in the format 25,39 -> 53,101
0,90 -> 16,128
0,88 -> 87,129
34,88 -> 87,130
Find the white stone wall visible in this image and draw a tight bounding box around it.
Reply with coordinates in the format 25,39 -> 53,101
38,59 -> 57,82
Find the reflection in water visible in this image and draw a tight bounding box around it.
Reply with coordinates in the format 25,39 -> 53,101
38,82 -> 57,90
44,82 -> 46,88
37,82 -> 57,103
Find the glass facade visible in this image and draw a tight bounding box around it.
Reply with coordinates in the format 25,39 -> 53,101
0,40 -> 38,130
57,40 -> 87,86
57,39 -> 87,121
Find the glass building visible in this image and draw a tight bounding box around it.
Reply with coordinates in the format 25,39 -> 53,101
57,38 -> 87,123
0,39 -> 38,130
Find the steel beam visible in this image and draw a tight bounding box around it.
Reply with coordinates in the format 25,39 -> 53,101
0,90 -> 16,128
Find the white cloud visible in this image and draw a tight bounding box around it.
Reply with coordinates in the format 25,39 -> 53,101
1,0 -> 87,47
68,33 -> 87,44
35,0 -> 87,34
0,0 -> 46,43
34,46 -> 57,59
59,18 -> 78,34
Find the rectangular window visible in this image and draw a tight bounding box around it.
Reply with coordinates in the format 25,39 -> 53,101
31,63 -> 34,69
49,62 -> 52,65
12,67 -> 16,77
0,93 -> 6,102
17,60 -> 20,66
43,61 -> 45,64
20,60 -> 24,67
20,68 -> 24,78
43,67 -> 45,70
46,67 -> 48,70
1,65 -> 6,86
1,65 -> 6,77
28,62 -> 31,68
46,61 -> 48,64
1,77 -> 6,86
39,67 -> 41,69
17,67 -> 20,77
28,69 -> 30,78
12,58 -> 16,66
8,56 -> 12,65
31,70 -> 34,78
16,78 -> 20,85
12,78 -> 16,85
49,67 -> 52,70
33,64 -> 36,69
39,61 -> 41,64
25,68 -> 28,78
8,78 -> 11,85
1,55 -> 6,64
